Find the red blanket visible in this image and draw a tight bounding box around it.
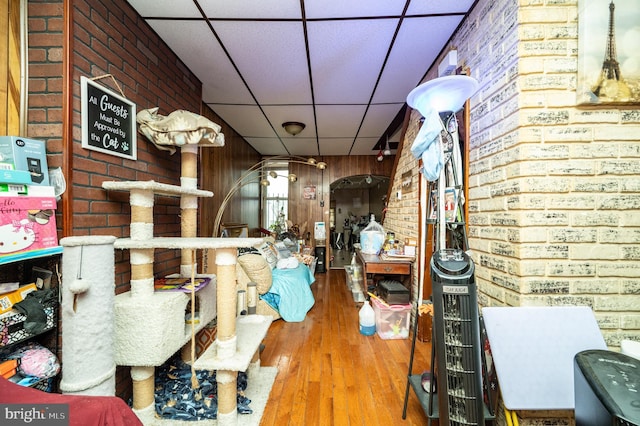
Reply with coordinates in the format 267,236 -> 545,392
0,377 -> 142,426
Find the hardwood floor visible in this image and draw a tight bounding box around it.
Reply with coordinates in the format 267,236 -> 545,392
260,268 -> 432,425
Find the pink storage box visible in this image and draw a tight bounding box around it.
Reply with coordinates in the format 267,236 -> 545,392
0,197 -> 58,258
371,297 -> 411,340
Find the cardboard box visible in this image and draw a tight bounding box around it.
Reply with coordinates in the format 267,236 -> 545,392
0,283 -> 37,315
0,170 -> 33,185
0,197 -> 58,259
0,136 -> 50,186
417,310 -> 433,342
404,245 -> 416,256
0,183 -> 55,197
404,238 -> 417,256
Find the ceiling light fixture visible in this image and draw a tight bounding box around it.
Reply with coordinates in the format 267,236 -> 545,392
282,121 -> 306,136
377,150 -> 384,162
383,135 -> 392,156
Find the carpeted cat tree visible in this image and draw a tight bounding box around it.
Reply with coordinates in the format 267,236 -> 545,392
60,109 -> 276,425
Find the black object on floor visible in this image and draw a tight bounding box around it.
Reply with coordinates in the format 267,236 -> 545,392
314,246 -> 326,273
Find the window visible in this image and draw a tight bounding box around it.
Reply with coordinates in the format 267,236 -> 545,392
262,163 -> 289,232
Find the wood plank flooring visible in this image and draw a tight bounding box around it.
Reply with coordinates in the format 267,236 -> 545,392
260,268 -> 432,425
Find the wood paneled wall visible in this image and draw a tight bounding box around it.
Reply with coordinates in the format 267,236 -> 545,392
198,132 -> 396,244
199,104 -> 261,237
288,155 -> 394,245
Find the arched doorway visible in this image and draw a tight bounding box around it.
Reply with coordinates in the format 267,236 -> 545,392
328,174 -> 389,268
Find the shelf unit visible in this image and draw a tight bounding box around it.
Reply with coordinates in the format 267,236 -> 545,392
0,246 -> 63,266
0,251 -> 61,392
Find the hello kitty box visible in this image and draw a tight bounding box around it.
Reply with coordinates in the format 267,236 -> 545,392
0,196 -> 59,258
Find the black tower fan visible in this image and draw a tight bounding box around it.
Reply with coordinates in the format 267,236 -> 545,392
431,248 -> 484,425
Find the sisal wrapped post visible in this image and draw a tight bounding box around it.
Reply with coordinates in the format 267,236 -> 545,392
216,370 -> 237,423
215,248 -> 237,358
180,195 -> 198,268
180,144 -> 198,181
129,248 -> 155,298
129,189 -> 155,240
181,205 -> 198,237
131,366 -> 155,410
180,144 -> 199,267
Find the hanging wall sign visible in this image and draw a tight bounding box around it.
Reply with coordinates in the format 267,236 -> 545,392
303,185 -> 316,200
81,76 -> 137,160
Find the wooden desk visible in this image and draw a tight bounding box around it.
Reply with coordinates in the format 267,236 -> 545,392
356,249 -> 412,293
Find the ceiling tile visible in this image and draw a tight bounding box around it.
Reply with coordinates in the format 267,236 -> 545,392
315,104 -> 367,137
146,20 -> 254,104
281,137 -> 320,156
200,0 -> 301,19
351,137 -> 386,155
127,0 -> 201,17
244,138 -> 289,156
406,0 -> 476,15
372,16 -> 464,103
317,138 -> 356,156
211,105 -> 276,138
359,103 -> 405,137
262,105 -> 316,138
126,0 -> 476,157
212,21 -> 312,104
308,18 -> 398,104
305,0 -> 406,19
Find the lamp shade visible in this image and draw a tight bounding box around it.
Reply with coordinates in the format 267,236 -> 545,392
406,75 -> 478,115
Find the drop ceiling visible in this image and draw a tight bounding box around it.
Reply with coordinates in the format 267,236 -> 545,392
125,0 -> 476,156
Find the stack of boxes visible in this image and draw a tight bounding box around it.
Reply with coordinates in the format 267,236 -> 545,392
0,136 -> 59,261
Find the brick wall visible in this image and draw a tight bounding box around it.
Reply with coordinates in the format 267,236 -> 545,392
70,0 -> 203,286
463,0 -> 640,347
25,0 -> 206,400
27,0 -> 203,283
391,0 -> 639,423
27,0 -> 64,166
383,115 -> 422,297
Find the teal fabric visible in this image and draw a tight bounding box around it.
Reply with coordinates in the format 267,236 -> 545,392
261,264 -> 315,322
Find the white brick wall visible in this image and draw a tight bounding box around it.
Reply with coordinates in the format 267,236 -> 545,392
388,0 -> 640,423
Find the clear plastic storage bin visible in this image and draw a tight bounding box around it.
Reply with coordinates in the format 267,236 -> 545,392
371,297 -> 411,339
